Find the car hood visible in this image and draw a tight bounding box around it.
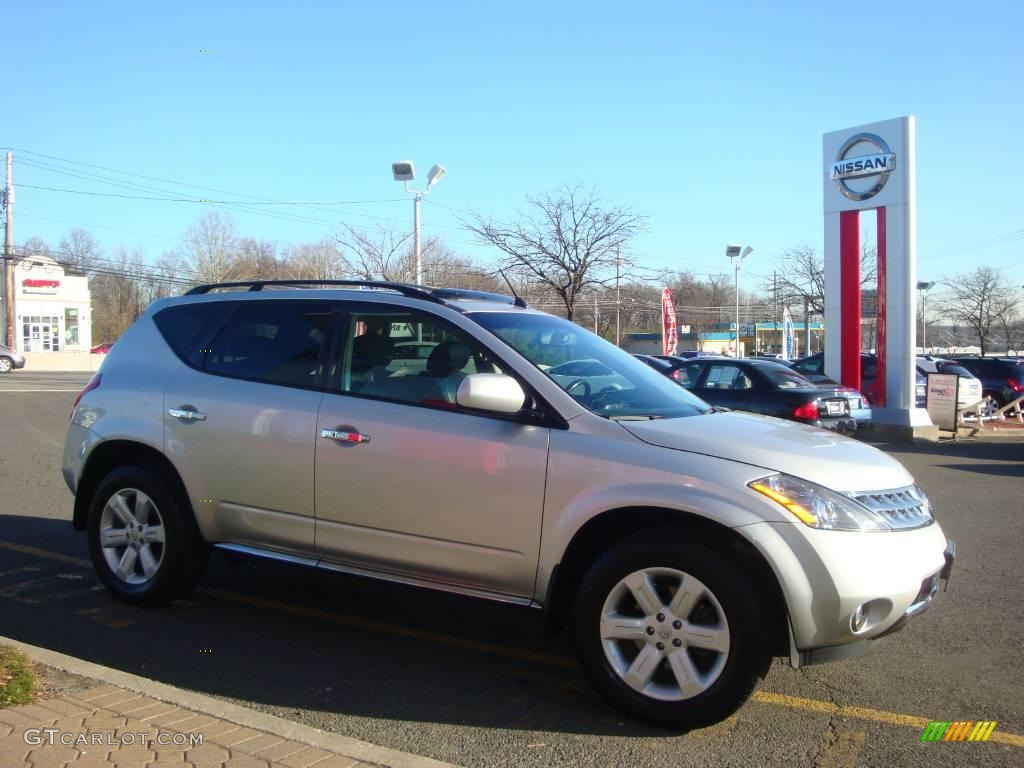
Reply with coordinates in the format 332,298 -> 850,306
619,411 -> 912,492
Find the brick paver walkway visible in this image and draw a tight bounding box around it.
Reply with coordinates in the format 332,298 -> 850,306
0,684 -> 376,768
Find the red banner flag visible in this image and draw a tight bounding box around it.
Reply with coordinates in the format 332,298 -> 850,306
661,288 -> 678,356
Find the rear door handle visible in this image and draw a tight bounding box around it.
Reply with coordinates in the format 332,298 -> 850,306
168,407 -> 207,421
321,429 -> 371,444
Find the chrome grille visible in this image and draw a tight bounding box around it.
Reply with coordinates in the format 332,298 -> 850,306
846,485 -> 934,530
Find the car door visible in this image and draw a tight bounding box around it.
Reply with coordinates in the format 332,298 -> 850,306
162,299 -> 337,556
314,303 -> 550,599
693,363 -> 754,411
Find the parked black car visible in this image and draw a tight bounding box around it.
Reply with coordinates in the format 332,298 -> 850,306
790,352 -> 928,408
947,357 -> 1024,407
662,357 -> 859,433
633,354 -> 686,383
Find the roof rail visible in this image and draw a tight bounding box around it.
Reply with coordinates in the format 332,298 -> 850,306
183,279 -> 529,308
184,279 -> 446,304
428,287 -> 528,308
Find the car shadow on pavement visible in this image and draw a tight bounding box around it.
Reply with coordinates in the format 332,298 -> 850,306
878,439 -> 1024,463
0,514 -> 670,739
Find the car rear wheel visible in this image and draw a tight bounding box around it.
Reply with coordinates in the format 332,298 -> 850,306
572,530 -> 769,729
87,467 -> 205,605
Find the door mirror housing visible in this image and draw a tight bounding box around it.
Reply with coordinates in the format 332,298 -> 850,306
456,374 -> 526,414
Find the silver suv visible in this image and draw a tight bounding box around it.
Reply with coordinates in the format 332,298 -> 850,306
63,280 -> 954,728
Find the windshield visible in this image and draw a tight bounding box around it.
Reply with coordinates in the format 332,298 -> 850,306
471,312 -> 711,419
758,364 -> 819,389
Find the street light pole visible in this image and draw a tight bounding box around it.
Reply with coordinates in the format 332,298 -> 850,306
391,161 -> 446,286
916,280 -> 935,352
413,192 -> 422,285
726,244 -> 753,356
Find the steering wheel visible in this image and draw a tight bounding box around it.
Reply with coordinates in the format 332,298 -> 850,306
565,378 -> 592,402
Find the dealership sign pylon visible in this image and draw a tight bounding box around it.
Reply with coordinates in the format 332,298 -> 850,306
823,116 -> 932,433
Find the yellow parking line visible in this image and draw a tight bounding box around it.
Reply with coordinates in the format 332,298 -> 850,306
2,539 -> 1022,746
752,692 -> 1024,747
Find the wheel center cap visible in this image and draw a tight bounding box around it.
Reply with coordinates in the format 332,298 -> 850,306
659,626 -> 671,640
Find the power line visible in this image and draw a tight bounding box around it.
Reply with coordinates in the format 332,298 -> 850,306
17,183 -> 407,206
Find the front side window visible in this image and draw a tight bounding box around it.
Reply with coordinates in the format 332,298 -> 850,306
471,312 -> 710,420
203,301 -> 334,389
337,308 -> 507,410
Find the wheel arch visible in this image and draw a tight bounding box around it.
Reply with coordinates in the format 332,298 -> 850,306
73,439 -> 196,537
543,506 -> 790,657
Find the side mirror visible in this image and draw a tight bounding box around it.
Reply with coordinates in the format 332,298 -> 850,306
456,374 -> 526,414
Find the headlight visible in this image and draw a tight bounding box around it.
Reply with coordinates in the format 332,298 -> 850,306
749,474 -> 892,531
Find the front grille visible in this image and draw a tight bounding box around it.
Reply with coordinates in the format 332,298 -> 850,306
846,485 -> 934,530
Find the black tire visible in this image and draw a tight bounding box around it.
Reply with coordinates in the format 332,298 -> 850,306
571,528 -> 769,729
87,466 -> 206,605
0,357 -> 13,373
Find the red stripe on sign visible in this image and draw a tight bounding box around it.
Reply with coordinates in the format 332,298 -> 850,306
875,207 -> 887,406
839,210 -> 861,390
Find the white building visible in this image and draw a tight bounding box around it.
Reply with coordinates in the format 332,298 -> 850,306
6,255 -> 92,352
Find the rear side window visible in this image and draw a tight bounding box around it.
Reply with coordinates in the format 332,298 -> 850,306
204,301 -> 336,389
153,302 -> 235,364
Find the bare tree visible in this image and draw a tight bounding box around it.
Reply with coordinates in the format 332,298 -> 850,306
940,267 -> 1015,356
771,243 -> 877,315
59,228 -> 101,276
992,291 -> 1021,354
336,225 -> 413,282
179,212 -> 240,284
236,238 -> 282,280
464,184 -> 647,320
285,238 -> 349,281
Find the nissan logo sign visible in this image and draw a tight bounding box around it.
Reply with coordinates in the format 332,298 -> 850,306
829,132 -> 896,201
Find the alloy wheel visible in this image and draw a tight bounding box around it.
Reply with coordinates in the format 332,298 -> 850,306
98,488 -> 166,585
599,567 -> 730,701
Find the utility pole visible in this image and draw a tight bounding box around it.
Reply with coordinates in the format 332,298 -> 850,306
593,294 -> 598,335
615,248 -> 621,346
4,152 -> 13,350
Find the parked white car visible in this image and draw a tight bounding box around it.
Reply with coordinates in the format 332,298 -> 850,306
917,357 -> 985,409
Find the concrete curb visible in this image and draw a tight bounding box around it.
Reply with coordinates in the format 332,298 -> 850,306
1,634 -> 459,768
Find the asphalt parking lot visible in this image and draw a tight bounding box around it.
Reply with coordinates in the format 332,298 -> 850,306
1,371 -> 1022,767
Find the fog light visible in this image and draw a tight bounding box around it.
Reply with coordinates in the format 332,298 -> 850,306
851,604 -> 868,633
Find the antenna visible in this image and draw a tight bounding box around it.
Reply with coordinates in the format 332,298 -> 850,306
497,269 -> 525,306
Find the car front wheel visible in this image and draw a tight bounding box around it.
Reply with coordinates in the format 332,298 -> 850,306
87,467 -> 204,605
0,357 -> 12,373
572,530 -> 769,729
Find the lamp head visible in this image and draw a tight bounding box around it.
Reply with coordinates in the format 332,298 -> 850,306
391,161 -> 416,182
426,164 -> 447,189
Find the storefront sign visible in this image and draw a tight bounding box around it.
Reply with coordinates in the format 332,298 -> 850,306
22,278 -> 61,294
926,373 -> 959,432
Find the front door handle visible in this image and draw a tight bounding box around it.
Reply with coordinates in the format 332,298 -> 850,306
168,407 -> 207,421
321,428 -> 371,444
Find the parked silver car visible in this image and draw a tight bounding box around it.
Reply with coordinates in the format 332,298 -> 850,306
0,343 -> 26,373
62,280 -> 954,729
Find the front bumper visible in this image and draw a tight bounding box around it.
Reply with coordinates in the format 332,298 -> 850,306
739,519 -> 951,655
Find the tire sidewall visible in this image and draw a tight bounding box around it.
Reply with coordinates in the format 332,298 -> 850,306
87,466 -> 188,605
572,531 -> 766,729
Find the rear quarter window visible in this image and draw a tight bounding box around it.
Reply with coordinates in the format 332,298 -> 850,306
153,302 -> 236,364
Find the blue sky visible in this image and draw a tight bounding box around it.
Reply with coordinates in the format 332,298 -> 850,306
6,0 -> 1023,289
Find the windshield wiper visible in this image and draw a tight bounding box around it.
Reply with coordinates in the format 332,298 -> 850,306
608,414 -> 659,421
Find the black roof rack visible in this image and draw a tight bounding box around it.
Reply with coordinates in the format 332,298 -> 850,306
184,279 -> 446,304
183,279 -> 528,308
